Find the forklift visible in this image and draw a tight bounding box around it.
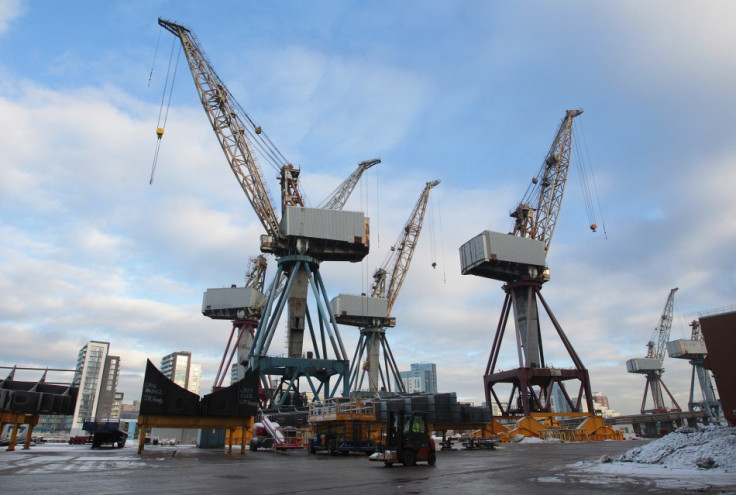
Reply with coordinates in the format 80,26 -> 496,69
371,410 -> 436,466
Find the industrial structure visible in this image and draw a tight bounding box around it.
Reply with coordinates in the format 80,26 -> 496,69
698,308 -> 736,426
460,109 -> 596,420
1,367 -> 78,450
667,320 -> 721,422
203,158 -> 379,397
159,18 -> 371,409
626,288 -> 682,414
330,180 -> 439,394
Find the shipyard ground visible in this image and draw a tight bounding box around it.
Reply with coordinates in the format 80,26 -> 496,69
1,440 -> 734,494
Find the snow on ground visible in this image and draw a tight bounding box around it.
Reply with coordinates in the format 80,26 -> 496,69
566,426 -> 736,490
616,425 -> 736,470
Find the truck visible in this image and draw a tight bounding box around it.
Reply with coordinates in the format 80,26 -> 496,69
370,410 -> 436,467
80,420 -> 128,449
249,415 -> 305,451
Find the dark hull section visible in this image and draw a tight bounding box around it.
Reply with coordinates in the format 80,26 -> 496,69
0,377 -> 77,415
139,360 -> 259,418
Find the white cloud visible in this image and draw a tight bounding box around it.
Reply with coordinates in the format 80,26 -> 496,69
1,4 -> 734,417
0,0 -> 23,34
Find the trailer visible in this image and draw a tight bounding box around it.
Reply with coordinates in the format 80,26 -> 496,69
81,420 -> 128,449
309,420 -> 378,455
308,398 -> 378,455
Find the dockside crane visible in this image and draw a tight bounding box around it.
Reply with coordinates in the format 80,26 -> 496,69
320,159 -> 380,210
460,110 -> 595,418
203,255 -> 268,391
159,18 -> 371,408
667,320 -> 721,422
330,180 -> 440,394
627,288 -> 682,414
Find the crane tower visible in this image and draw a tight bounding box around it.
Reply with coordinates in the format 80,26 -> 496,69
667,320 -> 721,422
460,110 -> 595,417
626,288 -> 682,414
330,180 -> 440,394
159,18 -> 372,408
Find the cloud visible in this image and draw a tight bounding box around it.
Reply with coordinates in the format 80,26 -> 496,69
0,0 -> 23,34
2,3 -> 735,417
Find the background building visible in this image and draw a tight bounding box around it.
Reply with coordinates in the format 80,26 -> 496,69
95,355 -> 121,419
188,363 -> 202,395
398,363 -> 438,394
67,341 -> 121,434
160,351 -> 202,395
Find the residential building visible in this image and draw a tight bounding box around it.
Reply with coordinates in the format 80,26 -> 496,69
96,355 -> 121,419
592,392 -> 621,418
120,400 -> 141,420
161,351 -> 192,389
67,341 -> 121,434
160,351 -> 202,395
188,363 -> 202,395
398,363 -> 438,394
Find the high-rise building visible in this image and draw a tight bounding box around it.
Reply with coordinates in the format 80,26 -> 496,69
110,392 -> 124,419
68,341 -> 121,434
398,363 -> 438,394
160,351 -> 202,394
550,382 -> 573,413
96,355 -> 121,419
161,351 -> 192,389
188,363 -> 202,395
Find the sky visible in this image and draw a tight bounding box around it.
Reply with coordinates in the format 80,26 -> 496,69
1,0 -> 735,416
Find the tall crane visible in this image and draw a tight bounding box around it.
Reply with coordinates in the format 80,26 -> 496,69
159,18 -> 370,408
627,288 -> 682,414
331,180 -> 440,394
158,19 -> 282,238
667,320 -> 721,422
460,110 -> 595,418
203,255 -> 268,391
319,159 -> 380,210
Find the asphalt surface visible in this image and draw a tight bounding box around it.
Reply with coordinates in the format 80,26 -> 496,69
1,440 -> 734,494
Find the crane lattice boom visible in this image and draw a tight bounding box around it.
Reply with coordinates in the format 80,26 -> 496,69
244,255 -> 268,293
159,18 -> 282,238
646,287 -> 678,362
511,109 -> 582,253
319,159 -> 380,210
372,180 -> 439,315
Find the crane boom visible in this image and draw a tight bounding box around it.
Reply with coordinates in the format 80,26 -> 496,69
244,255 -> 268,293
372,180 -> 439,315
511,109 -> 582,253
158,18 -> 281,238
646,287 -> 678,362
319,158 -> 380,210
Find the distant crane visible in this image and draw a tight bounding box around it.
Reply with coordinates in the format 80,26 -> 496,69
460,110 -> 595,417
159,18 -> 371,408
667,319 -> 721,422
320,159 -> 380,210
626,288 -> 682,414
203,255 -> 268,391
331,180 -> 440,394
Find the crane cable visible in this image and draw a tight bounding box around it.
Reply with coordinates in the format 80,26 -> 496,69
148,27 -> 163,87
574,121 -> 608,238
149,37 -> 181,185
432,189 -> 447,283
